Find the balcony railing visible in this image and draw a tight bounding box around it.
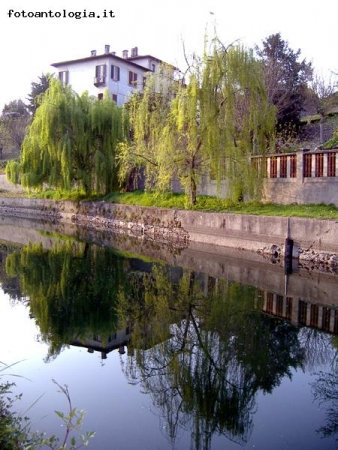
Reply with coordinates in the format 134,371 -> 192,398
94,76 -> 106,86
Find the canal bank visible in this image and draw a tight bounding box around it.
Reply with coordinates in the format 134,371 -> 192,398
1,196 -> 338,267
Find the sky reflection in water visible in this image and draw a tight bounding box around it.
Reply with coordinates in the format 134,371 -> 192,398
0,232 -> 338,450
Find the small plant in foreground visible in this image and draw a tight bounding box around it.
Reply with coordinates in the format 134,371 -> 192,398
0,362 -> 95,449
32,380 -> 95,449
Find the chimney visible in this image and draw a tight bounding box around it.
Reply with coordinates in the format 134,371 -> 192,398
104,44 -> 110,54
131,47 -> 138,57
111,51 -> 116,56
122,49 -> 129,59
91,50 -> 97,56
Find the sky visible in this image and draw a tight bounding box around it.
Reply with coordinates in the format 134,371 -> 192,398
0,0 -> 337,112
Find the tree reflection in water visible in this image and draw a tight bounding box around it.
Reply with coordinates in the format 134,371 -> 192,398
5,241 -> 126,362
118,266 -> 305,449
6,241 -> 331,449
311,336 -> 338,441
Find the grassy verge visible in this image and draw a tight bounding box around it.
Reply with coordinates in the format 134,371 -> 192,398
104,191 -> 338,220
1,187 -> 338,220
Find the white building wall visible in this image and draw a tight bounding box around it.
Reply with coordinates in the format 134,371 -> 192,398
129,56 -> 161,72
54,55 -> 148,106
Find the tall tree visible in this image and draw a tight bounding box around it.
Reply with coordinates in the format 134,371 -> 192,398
2,99 -> 29,117
201,41 -> 276,200
7,79 -> 125,195
0,99 -> 30,156
255,33 -> 312,126
304,74 -> 338,144
118,43 -> 275,205
26,73 -> 52,115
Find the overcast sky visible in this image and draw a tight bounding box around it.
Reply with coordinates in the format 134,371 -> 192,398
1,0 -> 337,112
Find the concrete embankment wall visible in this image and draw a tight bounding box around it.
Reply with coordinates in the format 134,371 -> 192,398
1,196 -> 338,257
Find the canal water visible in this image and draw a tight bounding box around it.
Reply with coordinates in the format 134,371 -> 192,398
0,219 -> 338,450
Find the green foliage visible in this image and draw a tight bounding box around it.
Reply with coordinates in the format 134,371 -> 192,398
26,73 -> 53,115
0,362 -> 28,450
255,33 -> 312,126
28,188 -> 96,201
0,100 -> 31,156
103,191 -> 338,219
118,264 -> 304,447
5,159 -> 20,184
2,100 -> 30,118
324,128 -> 338,149
0,159 -> 7,172
0,363 -> 94,449
119,41 -> 275,205
200,41 -> 276,201
275,123 -> 300,152
6,241 -> 125,360
33,380 -> 95,449
7,80 -> 125,196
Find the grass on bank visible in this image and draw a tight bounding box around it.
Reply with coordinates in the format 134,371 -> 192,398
103,191 -> 338,220
1,186 -> 338,220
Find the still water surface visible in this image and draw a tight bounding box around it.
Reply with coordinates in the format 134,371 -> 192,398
0,222 -> 338,449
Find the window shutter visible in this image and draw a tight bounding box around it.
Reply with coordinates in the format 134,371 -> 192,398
111,66 -> 120,81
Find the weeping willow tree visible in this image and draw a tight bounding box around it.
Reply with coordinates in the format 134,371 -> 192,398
118,62 -> 208,204
6,78 -> 125,195
117,64 -> 178,193
6,240 -> 126,361
118,40 -> 276,205
201,40 -> 276,200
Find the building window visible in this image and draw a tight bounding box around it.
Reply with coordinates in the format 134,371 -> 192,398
298,300 -> 307,326
151,63 -> 156,72
276,295 -> 284,317
327,153 -> 336,177
315,153 -> 323,177
304,154 -> 312,177
59,71 -> 69,85
94,65 -> 106,86
270,157 -> 277,178
285,297 -> 293,321
279,156 -> 287,178
334,310 -> 338,334
310,305 -> 319,327
266,293 -> 274,314
111,65 -> 120,81
112,94 -> 118,103
98,93 -> 103,100
322,307 -> 331,332
129,71 -> 137,87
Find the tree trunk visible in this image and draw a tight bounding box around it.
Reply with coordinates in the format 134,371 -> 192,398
190,177 -> 197,206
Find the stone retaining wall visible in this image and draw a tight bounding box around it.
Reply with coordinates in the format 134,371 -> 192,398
1,197 -> 338,266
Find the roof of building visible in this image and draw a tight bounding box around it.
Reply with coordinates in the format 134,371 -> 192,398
128,54 -> 162,63
51,52 -> 156,71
